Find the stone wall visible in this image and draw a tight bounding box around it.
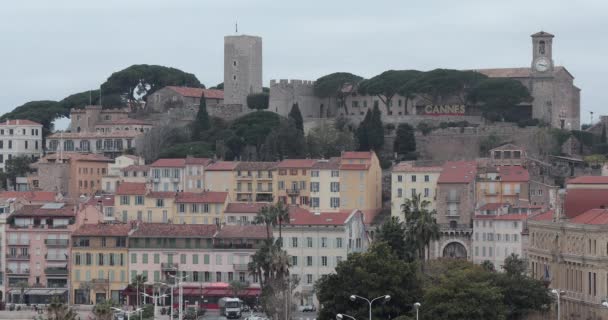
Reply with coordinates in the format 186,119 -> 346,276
269,79 -> 338,119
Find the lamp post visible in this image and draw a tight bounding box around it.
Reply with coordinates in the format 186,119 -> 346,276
414,302 -> 421,320
551,289 -> 565,320
336,314 -> 357,320
142,292 -> 168,318
349,294 -> 391,320
111,307 -> 142,320
169,273 -> 189,320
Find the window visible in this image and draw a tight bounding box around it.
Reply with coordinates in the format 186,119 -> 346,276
181,254 -> 186,264
424,175 -> 430,182
330,182 -> 340,192
424,188 -> 430,197
154,254 -> 160,264
330,197 -> 340,208
307,256 -> 313,266
331,170 -> 339,177
142,254 -> 148,264
98,253 -> 105,266
411,188 -> 417,197
321,237 -> 327,248
311,170 -> 319,177
411,175 -> 416,182
292,237 -> 298,248
311,182 -> 320,192
307,274 -> 313,284
307,237 -> 313,248
321,256 -> 328,266
336,238 -> 343,248
397,188 -> 403,198
156,199 -> 164,207
120,196 -> 130,205
131,253 -> 137,264
291,256 -> 298,266
311,197 -> 319,208
135,196 -> 144,205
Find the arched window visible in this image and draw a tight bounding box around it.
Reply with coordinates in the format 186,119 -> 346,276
80,140 -> 90,152
64,140 -> 74,151
539,40 -> 545,55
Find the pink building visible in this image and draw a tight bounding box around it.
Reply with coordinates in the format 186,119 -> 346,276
5,202 -> 102,303
127,224 -> 265,308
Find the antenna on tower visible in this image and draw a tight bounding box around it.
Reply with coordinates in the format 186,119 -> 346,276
235,21 -> 238,33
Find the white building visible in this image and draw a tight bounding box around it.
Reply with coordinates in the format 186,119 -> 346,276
277,207 -> 369,307
0,120 -> 43,172
472,214 -> 528,270
101,155 -> 145,193
149,158 -> 211,192
391,162 -> 443,219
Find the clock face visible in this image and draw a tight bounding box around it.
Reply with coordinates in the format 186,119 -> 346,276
535,58 -> 550,72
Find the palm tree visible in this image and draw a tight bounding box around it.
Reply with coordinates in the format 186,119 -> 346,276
254,205 -> 276,240
402,193 -> 440,261
93,299 -> 115,320
273,201 -> 290,247
47,295 -> 78,320
131,274 -> 148,307
16,280 -> 28,304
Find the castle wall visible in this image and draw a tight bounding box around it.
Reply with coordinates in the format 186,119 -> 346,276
269,79 -> 336,119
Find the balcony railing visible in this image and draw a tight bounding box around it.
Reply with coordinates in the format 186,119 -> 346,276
445,195 -> 460,203
6,268 -> 29,274
237,175 -> 253,180
45,267 -> 68,275
233,264 -> 249,272
446,211 -> 460,217
45,239 -> 69,246
286,188 -> 300,195
439,223 -> 472,231
7,241 -> 30,245
45,254 -> 68,261
213,243 -> 254,249
6,254 -> 30,260
161,263 -> 179,270
256,187 -> 273,193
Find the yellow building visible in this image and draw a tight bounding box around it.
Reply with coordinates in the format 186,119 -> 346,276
310,158 -> 341,212
234,162 -> 276,202
476,165 -> 530,207
276,159 -> 316,206
339,151 -> 382,212
174,192 -> 229,225
71,223 -> 132,304
204,161 -> 238,193
391,161 -> 443,219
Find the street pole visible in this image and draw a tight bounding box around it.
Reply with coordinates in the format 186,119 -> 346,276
171,282 -> 174,320
350,295 -> 391,320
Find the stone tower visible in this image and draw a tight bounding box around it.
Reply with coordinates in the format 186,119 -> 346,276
531,31 -> 555,76
224,35 -> 263,107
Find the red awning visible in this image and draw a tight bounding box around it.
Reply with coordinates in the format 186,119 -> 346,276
176,286 -> 261,297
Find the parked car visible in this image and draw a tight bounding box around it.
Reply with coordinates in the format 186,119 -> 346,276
298,305 -> 316,312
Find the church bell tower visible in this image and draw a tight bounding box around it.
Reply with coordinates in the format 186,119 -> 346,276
531,31 -> 555,76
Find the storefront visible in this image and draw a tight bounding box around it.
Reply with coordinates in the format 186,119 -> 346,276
8,288 -> 67,304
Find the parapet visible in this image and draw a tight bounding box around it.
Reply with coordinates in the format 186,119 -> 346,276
270,79 -> 316,87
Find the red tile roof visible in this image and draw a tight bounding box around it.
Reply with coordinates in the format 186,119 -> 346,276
121,165 -> 149,172
287,207 -> 353,225
497,166 -> 529,182
150,158 -> 211,167
478,203 -> 506,211
529,210 -> 554,221
206,161 -> 239,171
312,158 -> 341,170
12,204 -> 76,217
474,214 -> 527,221
0,191 -> 56,202
340,163 -> 370,170
72,223 -> 132,236
216,225 -> 268,239
86,195 -> 115,207
475,68 -> 532,78
166,86 -> 224,100
0,119 -> 42,126
131,223 -> 217,237
342,151 -> 373,160
568,209 -> 608,225
116,182 -> 147,195
567,176 -> 608,185
235,162 -> 278,171
276,159 -> 316,169
175,192 -> 228,203
185,158 -> 212,166
438,161 -> 477,184
392,162 -> 443,173
148,192 -> 176,199
564,189 -> 608,218
225,203 -> 268,213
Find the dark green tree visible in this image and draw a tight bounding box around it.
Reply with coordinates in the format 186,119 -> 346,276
481,260 -> 496,272
0,101 -> 66,137
247,92 -> 270,110
502,253 -> 527,277
288,103 -> 304,133
468,78 -> 532,122
306,121 -> 355,158
313,72 -> 363,113
368,105 -> 385,150
230,111 -> 281,154
394,123 -> 416,158
358,70 -> 422,113
260,118 -> 307,161
316,243 -> 422,320
356,110 -> 372,151
376,217 -> 417,261
406,69 -> 487,105
402,194 -> 440,261
191,92 -> 210,140
5,156 -> 33,190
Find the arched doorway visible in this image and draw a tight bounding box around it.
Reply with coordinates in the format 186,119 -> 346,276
443,242 -> 467,259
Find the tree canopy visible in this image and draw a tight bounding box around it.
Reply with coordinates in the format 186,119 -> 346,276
356,106 -> 384,151
247,92 -> 270,110
358,70 -> 422,112
405,69 -> 487,104
0,100 -> 66,135
468,78 -> 533,122
314,72 -> 363,112
288,103 -> 304,133
191,92 -> 210,140
394,123 -> 417,159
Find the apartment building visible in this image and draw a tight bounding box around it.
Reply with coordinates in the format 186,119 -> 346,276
339,151 -> 382,212
71,223 -> 132,304
101,155 -> 145,193
30,153 -> 112,198
205,161 -> 238,193
223,203 -> 266,225
174,192 -> 229,225
472,214 -> 528,270
149,158 -> 211,192
0,119 -> 43,172
276,159 -> 315,207
279,208 -> 369,306
476,165 -> 530,207
391,161 -> 443,219
233,162 -> 276,202
5,202 -> 101,304
310,158 -> 341,212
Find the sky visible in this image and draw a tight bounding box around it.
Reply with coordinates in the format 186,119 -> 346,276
1,0 -> 606,127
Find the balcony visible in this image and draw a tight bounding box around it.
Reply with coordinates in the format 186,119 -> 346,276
233,264 -> 249,272
445,195 -> 460,203
7,240 -> 30,245
237,175 -> 253,180
301,285 -> 314,294
6,254 -> 30,260
45,267 -> 68,275
45,254 -> 68,261
161,263 -> 179,270
236,195 -> 253,202
213,243 -> 254,249
439,223 -> 472,232
45,239 -> 69,246
153,178 -> 160,183
256,174 -> 273,180
6,268 -> 29,275
446,211 -> 460,217
256,187 -> 273,193
286,188 -> 300,196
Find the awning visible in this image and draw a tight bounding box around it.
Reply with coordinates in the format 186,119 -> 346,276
177,286 -> 261,297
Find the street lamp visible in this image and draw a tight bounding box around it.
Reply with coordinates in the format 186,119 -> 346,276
142,292 -> 168,318
111,307 -> 142,320
413,302 -> 421,320
349,294 -> 391,320
336,313 -> 357,320
169,273 -> 189,320
551,289 -> 565,320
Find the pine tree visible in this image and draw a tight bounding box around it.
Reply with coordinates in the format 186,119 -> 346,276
356,110 -> 372,151
288,103 -> 304,133
394,123 -> 416,157
192,93 -> 210,140
368,105 -> 385,150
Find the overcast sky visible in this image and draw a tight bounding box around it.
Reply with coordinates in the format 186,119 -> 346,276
1,0 -> 606,125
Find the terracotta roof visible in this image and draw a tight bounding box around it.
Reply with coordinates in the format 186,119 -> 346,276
497,166 -> 529,182
131,223 -> 217,237
474,214 -> 527,221
121,165 -> 149,172
150,158 -> 211,167
215,225 -> 268,239
166,86 -> 224,100
86,195 -> 115,207
235,162 -> 277,171
148,192 -> 176,199
340,163 -> 370,170
312,158 -> 341,170
225,203 -> 268,213
564,189 -> 608,218
175,192 -> 228,203
185,158 -> 212,166
12,204 -> 75,217
569,209 -> 608,225
72,223 -> 131,236
287,207 -> 353,225
392,162 -> 443,173
342,151 -> 373,160
40,153 -> 113,162
206,161 -> 239,171
116,182 -> 147,195
529,210 -> 554,221
276,159 -> 316,169
0,191 -> 56,202
478,203 -> 506,211
567,176 -> 608,185
438,161 -> 477,184
0,119 -> 42,126
47,131 -> 143,139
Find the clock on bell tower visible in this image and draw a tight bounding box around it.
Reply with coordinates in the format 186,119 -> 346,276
531,31 -> 555,75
